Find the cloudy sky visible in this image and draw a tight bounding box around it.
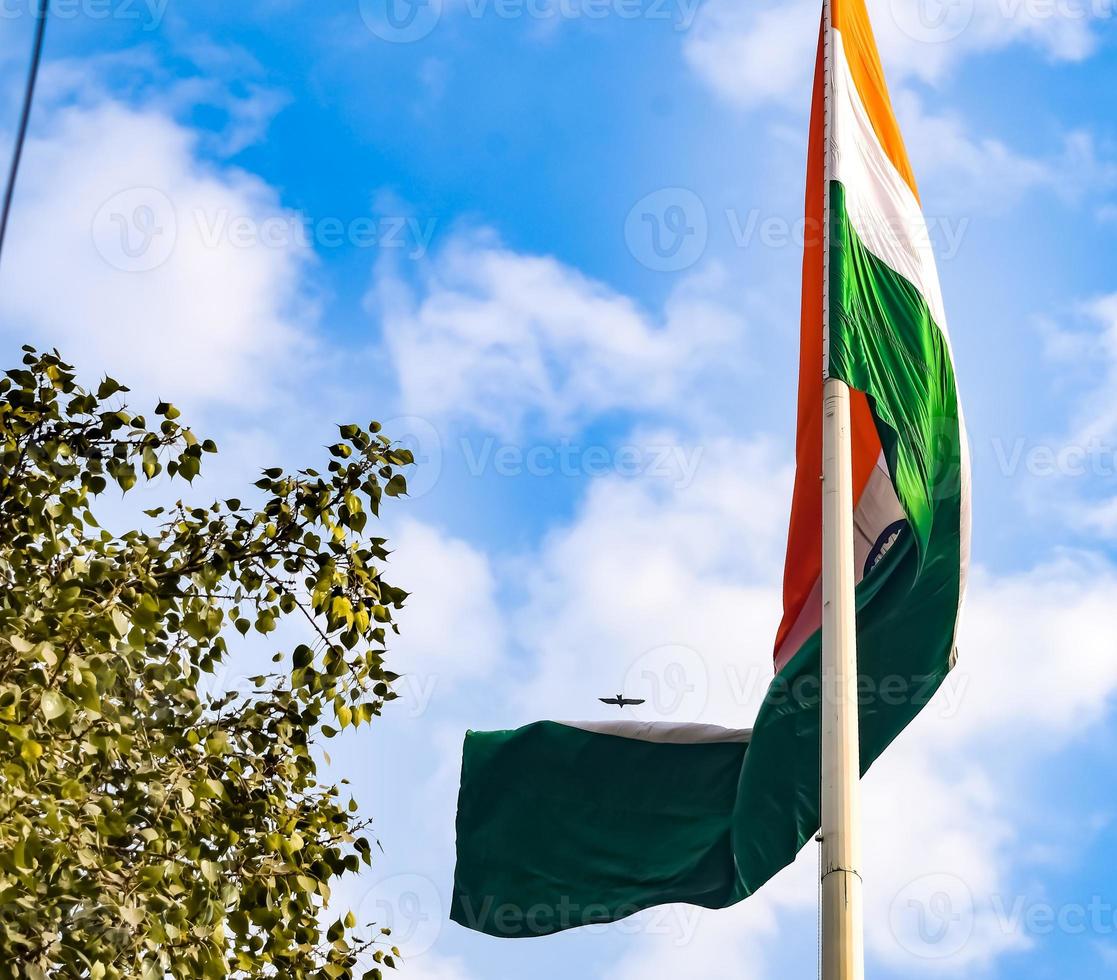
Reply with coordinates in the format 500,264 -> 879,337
1,0 -> 1116,976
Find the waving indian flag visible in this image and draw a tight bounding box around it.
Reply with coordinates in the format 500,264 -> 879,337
449,0 -> 970,940
732,0 -> 971,914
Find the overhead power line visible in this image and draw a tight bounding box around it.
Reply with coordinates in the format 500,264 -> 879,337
0,0 -> 50,269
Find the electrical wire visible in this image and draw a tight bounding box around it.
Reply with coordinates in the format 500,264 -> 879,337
0,0 -> 50,268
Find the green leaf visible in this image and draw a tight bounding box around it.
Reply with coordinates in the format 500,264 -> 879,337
41,691 -> 67,721
142,446 -> 159,479
96,377 -> 122,399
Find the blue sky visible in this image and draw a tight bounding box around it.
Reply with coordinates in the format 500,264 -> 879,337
2,0 -> 1117,977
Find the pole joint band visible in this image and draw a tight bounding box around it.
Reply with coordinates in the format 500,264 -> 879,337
820,867 -> 864,883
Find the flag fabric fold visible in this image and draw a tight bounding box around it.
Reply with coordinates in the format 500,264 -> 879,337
450,0 -> 970,937
450,721 -> 750,938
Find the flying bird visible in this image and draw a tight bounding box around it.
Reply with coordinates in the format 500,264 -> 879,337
599,694 -> 646,708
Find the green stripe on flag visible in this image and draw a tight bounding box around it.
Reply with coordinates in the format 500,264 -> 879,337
827,180 -> 964,568
451,721 -> 747,937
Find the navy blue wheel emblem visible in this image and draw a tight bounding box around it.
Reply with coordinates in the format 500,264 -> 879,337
864,519 -> 907,578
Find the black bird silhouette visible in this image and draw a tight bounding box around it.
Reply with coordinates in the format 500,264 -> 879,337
599,694 -> 646,708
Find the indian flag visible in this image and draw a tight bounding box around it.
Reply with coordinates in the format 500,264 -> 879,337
450,0 -> 970,937
734,0 -> 971,900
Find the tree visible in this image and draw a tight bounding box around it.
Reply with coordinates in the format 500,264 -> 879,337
0,347 -> 413,980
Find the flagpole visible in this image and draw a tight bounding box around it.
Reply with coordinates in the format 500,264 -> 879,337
820,0 -> 866,977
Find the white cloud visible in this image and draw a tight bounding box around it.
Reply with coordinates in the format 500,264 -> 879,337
862,738 -> 1028,970
947,555 -> 1117,739
1074,497 -> 1117,536
892,89 -> 1052,211
34,42 -> 289,159
866,0 -> 1101,84
1063,294 -> 1117,444
0,100 -> 316,413
1026,294 -> 1117,536
371,232 -> 746,437
684,0 -> 1106,109
682,0 -> 821,111
894,91 -> 1116,212
509,434 -> 790,728
387,517 -> 507,689
1097,940 -> 1117,970
610,865 -> 814,980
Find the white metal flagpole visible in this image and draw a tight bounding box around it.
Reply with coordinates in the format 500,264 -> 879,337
820,0 -> 866,977
820,378 -> 866,980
